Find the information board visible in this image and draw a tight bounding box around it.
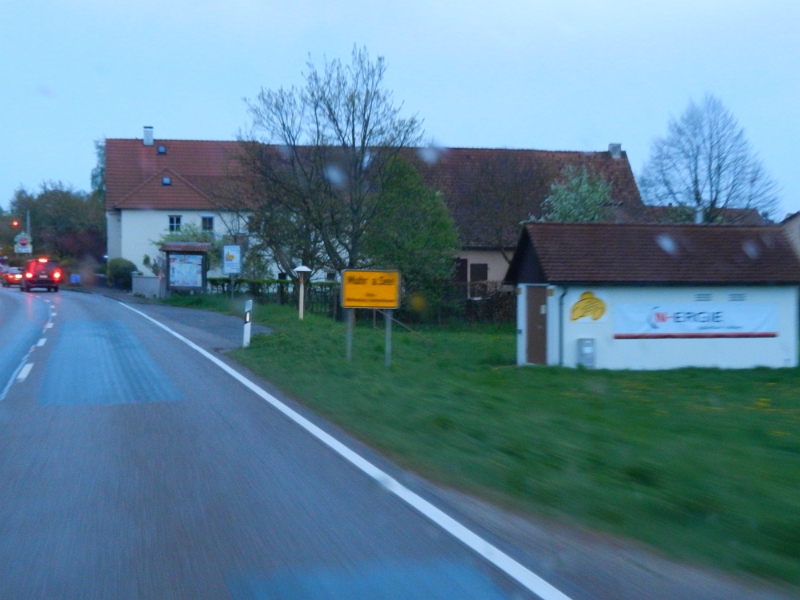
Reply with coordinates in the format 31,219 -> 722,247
341,270 -> 400,309
223,245 -> 241,275
169,254 -> 203,288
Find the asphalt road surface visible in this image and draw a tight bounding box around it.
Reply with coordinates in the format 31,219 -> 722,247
0,288 -> 562,600
0,288 -> 796,600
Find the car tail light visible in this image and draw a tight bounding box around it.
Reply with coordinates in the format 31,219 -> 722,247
13,274 -> 21,280
53,270 -> 62,280
24,272 -> 32,279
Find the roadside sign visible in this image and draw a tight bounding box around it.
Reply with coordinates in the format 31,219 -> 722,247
222,245 -> 241,275
14,232 -> 32,254
341,269 -> 400,309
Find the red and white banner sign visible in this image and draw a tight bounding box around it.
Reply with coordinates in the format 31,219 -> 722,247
612,303 -> 778,339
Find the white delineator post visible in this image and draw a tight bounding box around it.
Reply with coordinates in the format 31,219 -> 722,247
299,279 -> 306,320
243,299 -> 253,348
293,266 -> 311,320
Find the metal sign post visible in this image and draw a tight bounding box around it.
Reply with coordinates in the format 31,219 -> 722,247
243,299 -> 253,348
340,270 -> 400,367
346,309 -> 354,362
385,309 -> 393,367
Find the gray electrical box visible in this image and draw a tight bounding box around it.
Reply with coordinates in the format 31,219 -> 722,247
577,338 -> 595,368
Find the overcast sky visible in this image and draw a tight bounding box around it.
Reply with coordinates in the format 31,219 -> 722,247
1,0 -> 798,216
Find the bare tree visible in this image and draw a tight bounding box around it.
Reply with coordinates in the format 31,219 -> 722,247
240,46 -> 423,273
640,94 -> 779,223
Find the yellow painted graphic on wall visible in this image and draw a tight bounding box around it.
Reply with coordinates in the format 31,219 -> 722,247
571,291 -> 606,322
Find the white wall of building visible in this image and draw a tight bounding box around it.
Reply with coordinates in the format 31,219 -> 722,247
457,249 -> 513,282
106,211 -> 122,260
109,209 -> 245,274
517,284 -> 799,370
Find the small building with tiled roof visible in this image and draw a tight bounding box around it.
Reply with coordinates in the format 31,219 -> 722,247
504,222 -> 800,370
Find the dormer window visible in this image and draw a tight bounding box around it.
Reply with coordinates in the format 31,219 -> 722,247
157,145 -> 167,155
162,177 -> 172,186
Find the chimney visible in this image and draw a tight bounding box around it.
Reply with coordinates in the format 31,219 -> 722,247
608,143 -> 622,159
695,206 -> 704,224
143,126 -> 154,146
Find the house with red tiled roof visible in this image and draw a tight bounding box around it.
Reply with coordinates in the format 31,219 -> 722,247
105,128 -> 246,274
504,222 -> 800,369
106,132 -> 648,280
407,144 -> 646,287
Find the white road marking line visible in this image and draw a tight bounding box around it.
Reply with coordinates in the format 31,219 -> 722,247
45,323 -> 53,329
16,363 -> 33,382
37,338 -> 47,347
119,302 -> 574,600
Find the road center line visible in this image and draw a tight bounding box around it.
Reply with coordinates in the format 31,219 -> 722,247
119,302 -> 574,600
16,363 -> 33,382
37,338 -> 47,347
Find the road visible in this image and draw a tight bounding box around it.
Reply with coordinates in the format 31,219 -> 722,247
0,288 -> 796,600
0,288 -> 562,600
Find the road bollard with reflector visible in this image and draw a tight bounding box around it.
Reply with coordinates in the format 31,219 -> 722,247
243,299 -> 253,348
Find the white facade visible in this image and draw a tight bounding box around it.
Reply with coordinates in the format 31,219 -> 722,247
458,249 -> 513,282
106,209 -> 245,275
517,284 -> 799,370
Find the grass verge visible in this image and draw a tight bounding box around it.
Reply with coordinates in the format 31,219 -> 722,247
166,295 -> 800,585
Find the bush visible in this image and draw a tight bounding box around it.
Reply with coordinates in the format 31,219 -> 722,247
107,258 -> 137,290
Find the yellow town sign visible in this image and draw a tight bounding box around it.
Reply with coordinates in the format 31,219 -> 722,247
341,270 -> 400,309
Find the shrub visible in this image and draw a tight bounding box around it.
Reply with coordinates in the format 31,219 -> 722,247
107,258 -> 137,290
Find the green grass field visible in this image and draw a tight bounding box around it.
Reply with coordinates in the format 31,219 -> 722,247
167,294 -> 800,584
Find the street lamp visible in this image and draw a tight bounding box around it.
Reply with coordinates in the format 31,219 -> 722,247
293,265 -> 312,320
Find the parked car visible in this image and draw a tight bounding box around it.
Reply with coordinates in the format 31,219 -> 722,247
2,267 -> 24,287
21,258 -> 62,292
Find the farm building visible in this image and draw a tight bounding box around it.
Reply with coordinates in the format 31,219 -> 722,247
504,223 -> 800,370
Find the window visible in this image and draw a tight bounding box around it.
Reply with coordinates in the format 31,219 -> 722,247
470,263 -> 488,282
162,176 -> 172,186
157,145 -> 167,155
169,215 -> 181,232
201,216 -> 214,232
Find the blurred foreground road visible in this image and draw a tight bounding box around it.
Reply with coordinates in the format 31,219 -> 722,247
0,288 -> 795,600
0,289 -> 547,600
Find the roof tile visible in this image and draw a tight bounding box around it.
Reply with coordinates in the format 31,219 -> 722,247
505,222 -> 800,284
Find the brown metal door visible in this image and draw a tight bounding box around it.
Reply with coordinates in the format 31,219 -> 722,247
526,286 -> 547,364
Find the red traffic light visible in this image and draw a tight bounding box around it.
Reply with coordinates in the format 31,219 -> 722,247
11,220 -> 19,227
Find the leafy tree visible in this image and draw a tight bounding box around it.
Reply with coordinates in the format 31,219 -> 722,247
361,159 -> 459,303
541,165 -> 613,222
91,140 -> 106,202
239,46 -> 423,275
639,94 -> 779,223
9,182 -> 105,260
144,223 -> 224,275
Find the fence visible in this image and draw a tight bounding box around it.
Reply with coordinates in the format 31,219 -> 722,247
206,277 -> 515,324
